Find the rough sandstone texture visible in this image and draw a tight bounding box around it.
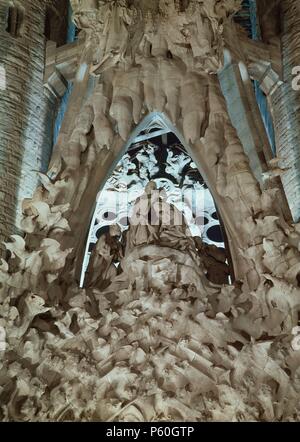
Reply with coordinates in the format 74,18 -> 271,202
0,0 -> 56,254
0,0 -> 300,422
264,0 -> 300,223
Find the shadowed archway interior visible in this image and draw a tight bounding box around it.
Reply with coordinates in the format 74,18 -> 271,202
80,116 -> 232,287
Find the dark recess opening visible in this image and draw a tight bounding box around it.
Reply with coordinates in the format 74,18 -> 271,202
44,2 -> 69,47
6,4 -> 25,38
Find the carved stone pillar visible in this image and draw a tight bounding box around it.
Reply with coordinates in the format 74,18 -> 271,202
0,0 -> 56,254
218,60 -> 271,185
270,0 -> 300,222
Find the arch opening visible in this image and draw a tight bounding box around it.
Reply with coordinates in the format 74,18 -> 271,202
6,2 -> 25,38
79,113 -> 233,288
44,1 -> 70,47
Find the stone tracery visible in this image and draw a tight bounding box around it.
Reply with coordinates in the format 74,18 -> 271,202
80,134 -> 225,286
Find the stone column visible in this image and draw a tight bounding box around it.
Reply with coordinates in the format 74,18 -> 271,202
218,61 -> 272,185
270,0 -> 300,222
0,0 -> 56,255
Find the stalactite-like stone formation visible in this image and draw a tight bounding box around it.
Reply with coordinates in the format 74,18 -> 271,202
1,0 -> 300,422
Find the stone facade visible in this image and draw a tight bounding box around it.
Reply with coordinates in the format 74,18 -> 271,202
275,0 -> 300,222
0,0 -> 56,254
259,0 -> 300,223
1,0 -> 300,423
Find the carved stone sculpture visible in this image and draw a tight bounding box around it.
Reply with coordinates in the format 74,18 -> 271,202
1,0 -> 300,422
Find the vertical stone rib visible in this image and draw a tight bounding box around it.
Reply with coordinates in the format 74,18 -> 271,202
272,0 -> 300,222
0,0 -> 56,255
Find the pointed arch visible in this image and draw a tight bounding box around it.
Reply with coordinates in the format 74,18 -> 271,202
76,112 -> 233,286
